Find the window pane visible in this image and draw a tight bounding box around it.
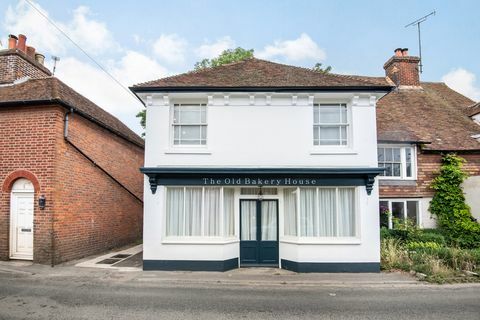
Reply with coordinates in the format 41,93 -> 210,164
384,163 -> 393,176
283,189 -> 297,236
338,188 -> 355,236
204,188 -> 221,236
393,163 -> 401,177
261,201 -> 277,240
379,201 -> 389,228
405,148 -> 413,177
340,105 -> 347,124
313,107 -> 319,124
241,201 -> 256,240
407,201 -> 418,225
320,126 -> 340,140
185,188 -> 202,236
223,188 -> 235,236
300,188 -> 317,236
178,106 -> 202,124
166,188 -> 184,236
179,125 -> 201,140
393,148 -> 401,162
318,188 -> 336,236
391,202 -> 405,228
378,148 -> 385,162
320,106 -> 341,123
385,148 -> 393,161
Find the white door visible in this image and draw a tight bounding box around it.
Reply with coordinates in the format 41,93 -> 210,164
10,179 -> 34,260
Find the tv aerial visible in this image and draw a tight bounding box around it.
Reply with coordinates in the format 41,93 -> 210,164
51,55 -> 61,75
405,10 -> 436,73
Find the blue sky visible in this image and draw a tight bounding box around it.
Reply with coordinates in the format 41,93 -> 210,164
1,0 -> 479,133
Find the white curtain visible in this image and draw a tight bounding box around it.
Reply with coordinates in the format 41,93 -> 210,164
283,189 -> 297,236
166,187 -> 184,236
261,201 -> 277,240
223,188 -> 235,236
185,188 -> 202,236
338,188 -> 355,236
318,188 -> 337,236
241,201 -> 256,240
204,188 -> 221,236
300,189 -> 317,236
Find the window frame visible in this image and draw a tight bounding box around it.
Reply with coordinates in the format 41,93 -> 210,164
282,186 -> 361,244
163,186 -> 236,242
170,103 -> 208,148
379,199 -> 421,229
312,103 -> 351,148
377,144 -> 417,180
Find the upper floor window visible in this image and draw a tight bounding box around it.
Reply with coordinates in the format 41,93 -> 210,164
313,103 -> 348,146
172,103 -> 207,145
378,146 -> 415,179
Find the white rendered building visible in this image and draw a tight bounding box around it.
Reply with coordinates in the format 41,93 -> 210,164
131,58 -> 391,272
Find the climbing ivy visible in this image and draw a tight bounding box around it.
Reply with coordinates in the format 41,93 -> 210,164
430,154 -> 480,248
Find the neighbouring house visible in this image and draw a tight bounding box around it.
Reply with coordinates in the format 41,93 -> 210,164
376,48 -> 480,228
131,58 -> 393,272
0,34 -> 144,265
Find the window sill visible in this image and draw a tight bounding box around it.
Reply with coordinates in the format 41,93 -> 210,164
164,148 -> 212,155
310,148 -> 357,155
162,238 -> 238,245
280,237 -> 362,245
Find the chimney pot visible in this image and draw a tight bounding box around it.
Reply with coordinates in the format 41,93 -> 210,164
35,53 -> 45,65
26,46 -> 36,59
8,34 -> 18,49
17,34 -> 27,53
401,48 -> 409,56
394,48 -> 403,57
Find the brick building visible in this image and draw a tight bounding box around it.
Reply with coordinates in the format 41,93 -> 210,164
377,48 -> 480,228
0,34 -> 144,265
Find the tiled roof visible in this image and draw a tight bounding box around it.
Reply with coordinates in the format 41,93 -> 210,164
132,58 -> 391,89
0,77 -> 144,147
377,82 -> 480,151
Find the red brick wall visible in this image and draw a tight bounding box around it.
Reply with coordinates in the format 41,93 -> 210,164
0,106 -> 61,263
380,150 -> 480,198
0,50 -> 51,85
383,56 -> 420,87
53,109 -> 143,263
0,104 -> 144,264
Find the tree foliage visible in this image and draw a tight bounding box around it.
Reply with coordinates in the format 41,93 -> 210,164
194,47 -> 254,70
429,154 -> 480,248
312,62 -> 332,74
136,109 -> 146,137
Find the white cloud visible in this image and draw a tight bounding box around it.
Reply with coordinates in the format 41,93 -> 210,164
257,33 -> 326,62
4,1 -> 117,56
195,36 -> 235,59
112,50 -> 168,85
152,34 -> 187,64
442,68 -> 480,101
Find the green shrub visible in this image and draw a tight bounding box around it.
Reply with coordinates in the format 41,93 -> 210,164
410,231 -> 446,245
429,154 -> 480,248
406,241 -> 442,251
380,238 -> 410,271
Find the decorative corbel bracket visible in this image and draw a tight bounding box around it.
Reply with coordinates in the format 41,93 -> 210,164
365,174 -> 377,195
149,176 -> 158,194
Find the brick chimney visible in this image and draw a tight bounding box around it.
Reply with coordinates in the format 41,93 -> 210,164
383,48 -> 421,87
0,34 -> 51,84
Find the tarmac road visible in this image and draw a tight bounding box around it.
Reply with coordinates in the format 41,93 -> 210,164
0,264 -> 479,320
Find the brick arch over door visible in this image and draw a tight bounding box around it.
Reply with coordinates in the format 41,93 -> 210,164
2,170 -> 41,193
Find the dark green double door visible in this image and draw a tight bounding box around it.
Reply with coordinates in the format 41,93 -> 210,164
240,200 -> 279,266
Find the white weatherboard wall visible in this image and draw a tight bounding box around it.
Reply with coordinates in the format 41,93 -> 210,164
141,92 -> 383,269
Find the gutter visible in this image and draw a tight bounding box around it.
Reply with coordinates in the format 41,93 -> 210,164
129,85 -> 394,94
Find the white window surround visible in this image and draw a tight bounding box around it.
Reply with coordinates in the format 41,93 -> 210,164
380,198 -> 422,229
311,102 -> 354,153
282,187 -> 361,244
169,102 -> 209,149
378,144 -> 417,180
